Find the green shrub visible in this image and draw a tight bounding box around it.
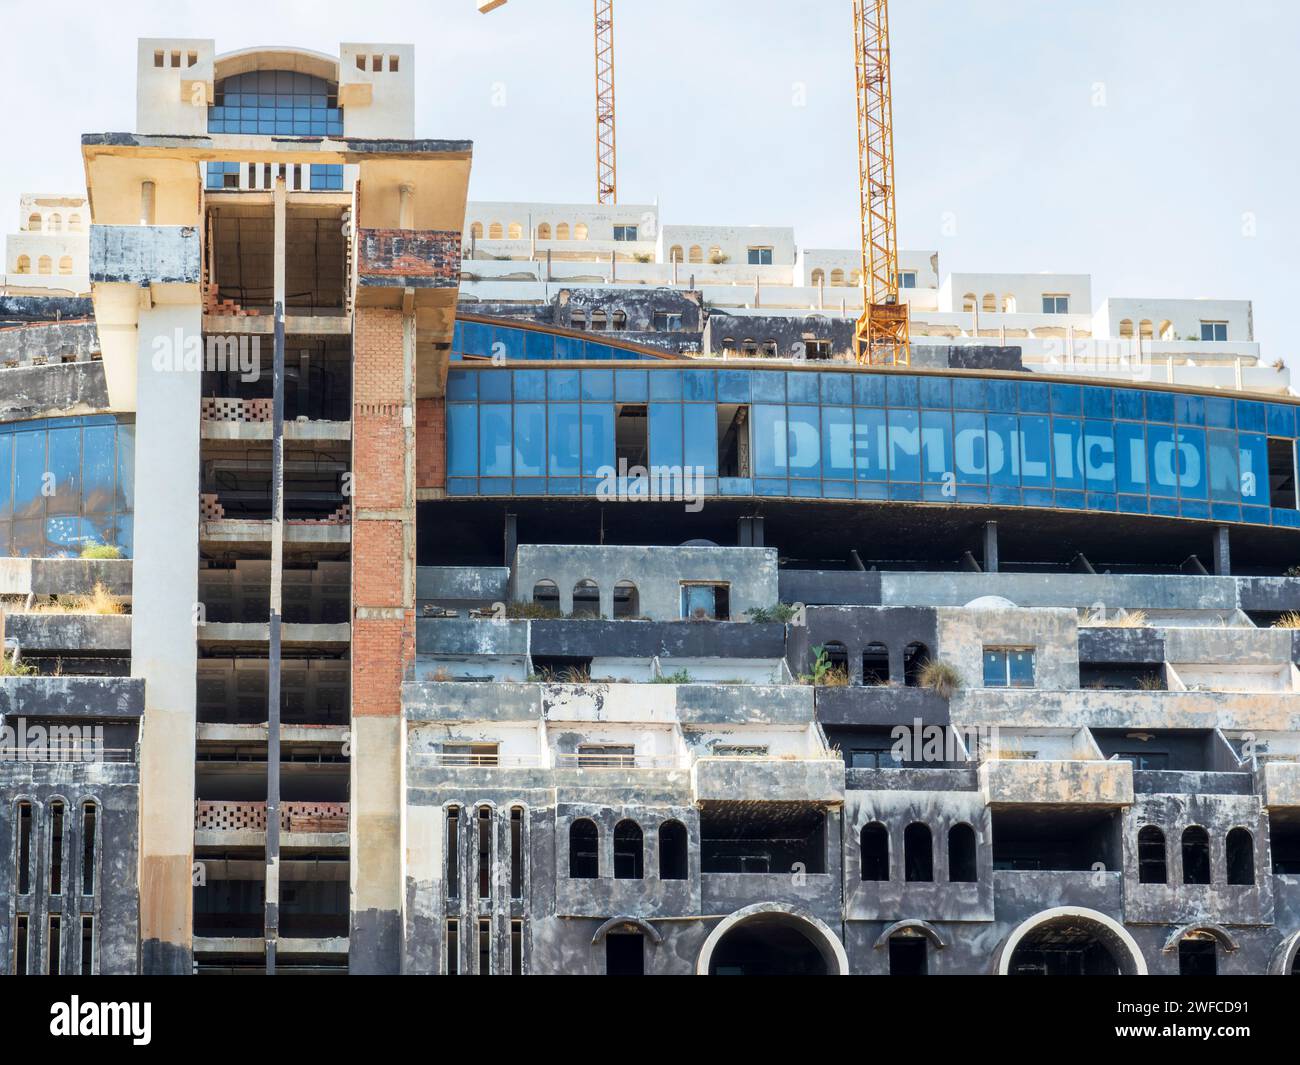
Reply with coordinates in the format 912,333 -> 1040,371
80,543 -> 122,560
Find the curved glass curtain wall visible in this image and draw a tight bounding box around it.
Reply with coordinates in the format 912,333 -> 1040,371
0,416 -> 135,557
452,320 -> 668,363
445,364 -> 1300,529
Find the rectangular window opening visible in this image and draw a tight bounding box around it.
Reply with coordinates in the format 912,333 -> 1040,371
388,55 -> 400,72
747,247 -> 773,266
615,403 -> 648,468
446,918 -> 458,975
14,915 -> 28,975
80,916 -> 94,976
681,582 -> 730,621
478,919 -> 491,975
81,804 -> 96,896
17,801 -> 32,895
477,807 -> 492,901
50,802 -> 63,896
983,647 -> 1035,688
888,936 -> 928,975
446,806 -> 460,899
576,744 -> 636,768
510,808 -> 524,899
47,915 -> 61,975
510,919 -> 523,975
153,50 -> 164,67
1199,321 -> 1228,342
718,404 -> 751,478
1268,437 -> 1296,509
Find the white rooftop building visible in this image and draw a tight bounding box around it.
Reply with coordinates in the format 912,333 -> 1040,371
2,193 -> 92,296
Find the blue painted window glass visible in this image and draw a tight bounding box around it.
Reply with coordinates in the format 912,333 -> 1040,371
1206,397 -> 1235,429
986,414 -> 1019,488
1173,427 -> 1207,499
985,380 -> 1017,413
1050,384 -> 1082,416
1207,430 -> 1239,503
920,377 -> 951,409
446,405 -> 477,476
1018,381 -> 1049,413
0,434 -> 11,519
1083,387 -> 1113,420
886,375 -> 919,408
616,369 -> 648,402
1145,423 -> 1177,497
953,379 -> 987,410
1018,416 -> 1053,489
920,411 -> 952,484
649,370 -> 682,401
513,405 -> 546,476
854,408 -> 888,481
683,405 -> 718,476
717,370 -> 751,403
581,369 -> 614,401
648,403 -> 683,469
1238,434 -> 1269,506
513,370 -> 546,401
548,369 -> 580,400
478,372 -> 510,402
752,372 -> 785,403
447,370 -> 477,401
821,373 -> 852,406
210,71 -> 343,135
523,329 -> 553,360
46,427 -> 81,516
478,405 -> 512,476
115,422 -> 134,514
787,407 -> 821,479
580,404 -> 614,476
1082,420 -> 1116,493
1114,423 -> 1147,496
953,412 -> 988,485
1236,401 -> 1266,434
309,164 -> 344,191
1114,389 -> 1144,421
752,405 -> 787,478
682,369 -> 715,401
1145,390 -> 1174,423
886,408 -> 921,482
13,431 -> 44,519
1051,418 -> 1084,490
1268,404 -> 1295,437
547,404 -> 581,476
494,327 -> 525,362
821,407 -> 854,480
853,374 -> 886,407
1175,394 -> 1206,427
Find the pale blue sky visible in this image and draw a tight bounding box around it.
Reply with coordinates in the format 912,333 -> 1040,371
2,0 -> 1295,363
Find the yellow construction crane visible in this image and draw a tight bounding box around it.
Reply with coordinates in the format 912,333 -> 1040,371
479,0 -> 617,204
853,0 -> 910,366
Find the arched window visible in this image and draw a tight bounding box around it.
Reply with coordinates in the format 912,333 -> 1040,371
613,580 -> 639,619
1118,318 -> 1134,338
556,222 -> 571,240
822,641 -> 848,678
37,256 -> 52,274
209,70 -> 343,136
469,221 -> 483,239
903,642 -> 929,687
1139,319 -> 1154,339
669,245 -> 683,263
574,223 -> 589,240
1002,294 -> 1017,313
849,270 -> 861,286
569,819 -> 599,878
811,268 -> 825,287
688,245 -> 703,263
830,268 -> 846,287
532,579 -> 559,612
15,254 -> 30,274
27,212 -> 42,232
707,245 -> 723,263
536,222 -> 552,240
861,822 -> 889,880
1182,826 -> 1211,885
81,801 -> 98,896
1159,320 -> 1174,340
488,222 -> 504,240
572,579 -> 600,617
904,822 -> 933,882
659,820 -> 688,880
948,822 -> 977,882
58,256 -> 73,275
982,293 -> 996,313
611,310 -> 627,331
507,221 -> 523,239
962,292 -> 977,312
66,213 -> 82,233
589,310 -> 608,332
48,212 -> 62,233
1137,825 -> 1167,884
613,820 -> 643,879
1179,935 -> 1217,976
1226,827 -> 1254,885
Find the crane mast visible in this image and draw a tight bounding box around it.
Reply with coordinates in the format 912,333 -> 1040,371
853,0 -> 910,366
594,0 -> 617,204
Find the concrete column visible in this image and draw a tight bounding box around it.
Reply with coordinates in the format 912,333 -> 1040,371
1213,526 -> 1231,576
134,303 -> 201,974
983,521 -> 999,573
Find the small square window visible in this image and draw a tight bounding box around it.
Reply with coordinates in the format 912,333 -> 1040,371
681,582 -> 730,620
613,225 -> 638,241
1041,295 -> 1069,315
747,247 -> 773,266
389,55 -> 400,72
1200,321 -> 1228,342
897,270 -> 917,289
983,648 -> 1035,688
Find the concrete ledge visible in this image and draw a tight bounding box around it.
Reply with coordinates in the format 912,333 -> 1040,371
692,756 -> 844,803
527,619 -> 788,661
415,618 -> 529,656
980,758 -> 1133,805
1260,761 -> 1300,808
814,685 -> 950,726
6,612 -> 132,653
30,557 -> 132,596
196,722 -> 349,744
201,419 -> 351,442
675,683 -> 813,724
1076,626 -> 1165,665
0,676 -> 144,717
202,519 -> 351,546
194,830 -> 349,849
197,621 -> 350,646
881,571 -> 1239,611
954,687 -> 1300,732
416,564 -> 509,603
0,360 -> 110,422
90,224 -> 200,284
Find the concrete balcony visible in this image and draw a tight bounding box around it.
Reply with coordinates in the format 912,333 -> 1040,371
201,518 -> 351,549
980,758 -> 1134,806
692,756 -> 844,804
193,800 -> 349,848
1259,761 -> 1300,808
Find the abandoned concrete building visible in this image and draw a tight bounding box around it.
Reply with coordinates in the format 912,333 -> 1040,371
2,37 -> 1300,977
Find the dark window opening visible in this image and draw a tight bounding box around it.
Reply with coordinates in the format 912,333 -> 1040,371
446,919 -> 458,975
606,932 -> 645,975
477,807 -> 492,900
1271,816 -> 1300,874
1268,437 -> 1296,509
1009,932 -> 1120,975
478,919 -> 490,975
1179,938 -> 1217,976
1225,828 -> 1254,885
569,819 -> 599,878
576,743 -> 635,768
862,643 -> 889,684
903,642 -> 929,687
1138,825 -> 1168,884
446,806 -> 460,898
904,822 -> 933,882
1182,826 -> 1212,885
804,339 -> 832,360
49,802 -> 63,896
613,580 -> 639,619
659,820 -> 688,880
948,822 -> 978,882
889,935 -> 927,975
709,918 -> 829,976
80,916 -> 93,975
701,802 -> 826,875
572,579 -> 600,618
615,404 -> 648,469
822,641 -> 849,677
47,915 -> 61,976
993,809 -> 1120,872
652,311 -> 683,331
17,802 -> 32,895
531,580 -> 560,612
614,820 -> 644,879
81,803 -> 96,896
14,914 -> 28,975
510,807 -> 524,899
860,822 -> 889,881
510,919 -> 523,975
718,404 -> 751,478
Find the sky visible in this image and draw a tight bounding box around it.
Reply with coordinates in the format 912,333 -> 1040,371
2,0 -> 1296,365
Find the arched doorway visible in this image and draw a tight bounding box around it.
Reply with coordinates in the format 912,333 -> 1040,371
697,904 -> 848,975
998,907 -> 1146,975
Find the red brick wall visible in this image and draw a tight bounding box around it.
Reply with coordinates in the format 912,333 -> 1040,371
415,397 -> 445,490
352,307 -> 414,719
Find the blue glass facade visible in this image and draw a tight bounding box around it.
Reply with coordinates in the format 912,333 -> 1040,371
444,365 -> 1300,529
208,70 -> 344,137
0,416 -> 135,557
452,320 -> 667,363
